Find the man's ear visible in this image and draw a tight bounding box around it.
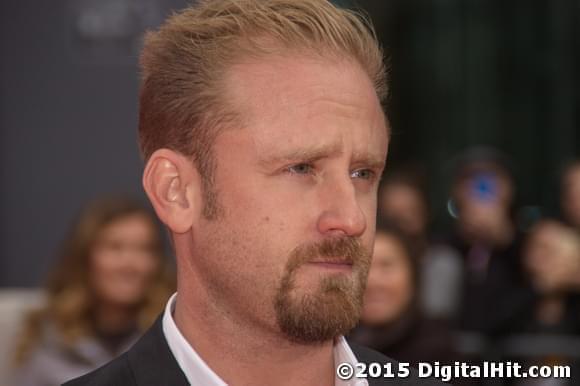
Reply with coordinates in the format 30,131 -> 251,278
142,149 -> 203,233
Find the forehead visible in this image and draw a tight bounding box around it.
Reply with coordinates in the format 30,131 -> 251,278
382,184 -> 422,202
221,53 -> 388,156
98,214 -> 152,236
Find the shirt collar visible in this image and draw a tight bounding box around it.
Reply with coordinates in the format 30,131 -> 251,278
334,336 -> 369,386
162,293 -> 368,386
162,293 -> 226,386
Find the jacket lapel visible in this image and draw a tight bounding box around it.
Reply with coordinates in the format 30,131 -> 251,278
350,342 -> 402,386
127,316 -> 190,386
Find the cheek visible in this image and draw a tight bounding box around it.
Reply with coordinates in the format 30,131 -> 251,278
362,202 -> 378,241
361,192 -> 378,217
382,271 -> 413,306
134,253 -> 159,278
89,250 -> 121,293
220,184 -> 297,249
201,215 -> 286,285
399,275 -> 414,306
90,250 -> 117,278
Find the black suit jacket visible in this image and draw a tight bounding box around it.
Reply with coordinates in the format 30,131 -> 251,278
63,316 -> 447,386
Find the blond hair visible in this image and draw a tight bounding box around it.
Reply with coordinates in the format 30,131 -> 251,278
138,0 -> 387,218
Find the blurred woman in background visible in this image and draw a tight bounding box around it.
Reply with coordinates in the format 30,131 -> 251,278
378,170 -> 462,320
10,196 -> 175,386
505,219 -> 580,386
350,225 -> 455,366
521,219 -> 580,334
561,161 -> 580,236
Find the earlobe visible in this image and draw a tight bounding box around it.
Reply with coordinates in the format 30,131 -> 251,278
142,149 -> 201,234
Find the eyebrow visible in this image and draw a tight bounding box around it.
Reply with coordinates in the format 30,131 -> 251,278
259,142 -> 343,167
352,151 -> 386,171
259,142 -> 386,171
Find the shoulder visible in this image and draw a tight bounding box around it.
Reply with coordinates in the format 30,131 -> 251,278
14,322 -> 109,386
61,353 -> 135,386
349,342 -> 450,386
62,314 -> 188,386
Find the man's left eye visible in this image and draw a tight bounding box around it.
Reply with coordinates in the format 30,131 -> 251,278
351,169 -> 374,180
287,163 -> 314,175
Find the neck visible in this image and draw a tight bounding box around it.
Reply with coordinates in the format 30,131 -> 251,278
174,280 -> 336,386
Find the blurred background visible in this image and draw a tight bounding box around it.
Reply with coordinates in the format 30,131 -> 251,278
1,0 -> 579,385
2,0 -> 579,286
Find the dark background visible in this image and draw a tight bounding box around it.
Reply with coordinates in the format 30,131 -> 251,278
1,0 -> 579,286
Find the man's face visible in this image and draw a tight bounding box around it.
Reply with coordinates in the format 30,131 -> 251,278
191,54 -> 388,344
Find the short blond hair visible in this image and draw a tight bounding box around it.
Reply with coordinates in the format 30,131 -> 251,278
138,0 -> 387,218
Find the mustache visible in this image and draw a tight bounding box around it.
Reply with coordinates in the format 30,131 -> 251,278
286,237 -> 370,272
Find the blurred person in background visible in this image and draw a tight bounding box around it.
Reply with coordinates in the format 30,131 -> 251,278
378,170 -> 429,254
520,219 -> 580,334
507,219 -> 580,386
378,170 -> 462,320
10,196 -> 175,386
447,148 -> 530,334
561,160 -> 580,233
349,225 -> 455,366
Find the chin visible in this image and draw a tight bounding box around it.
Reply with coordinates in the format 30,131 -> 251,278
102,290 -> 146,306
361,308 -> 392,325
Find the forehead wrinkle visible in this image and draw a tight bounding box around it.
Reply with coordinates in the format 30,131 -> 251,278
259,139 -> 344,166
303,95 -> 368,122
222,53 -> 388,169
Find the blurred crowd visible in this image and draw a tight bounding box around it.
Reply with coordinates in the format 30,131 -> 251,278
352,149 -> 580,386
5,150 -> 580,386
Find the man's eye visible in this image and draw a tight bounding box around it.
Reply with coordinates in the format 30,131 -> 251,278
287,163 -> 314,175
351,169 -> 374,180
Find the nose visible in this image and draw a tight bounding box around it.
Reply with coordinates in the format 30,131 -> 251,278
316,175 -> 367,237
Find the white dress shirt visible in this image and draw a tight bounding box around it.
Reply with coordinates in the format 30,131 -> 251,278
162,293 -> 368,386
